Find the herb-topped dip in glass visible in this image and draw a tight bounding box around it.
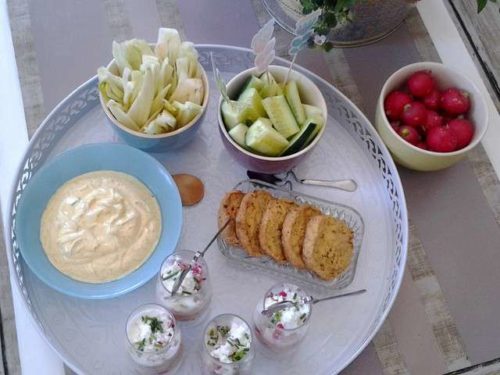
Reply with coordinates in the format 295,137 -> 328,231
156,250 -> 211,321
202,314 -> 254,374
253,283 -> 312,351
126,304 -> 182,371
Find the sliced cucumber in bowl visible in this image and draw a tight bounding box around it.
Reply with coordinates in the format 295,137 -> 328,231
262,95 -> 299,139
245,118 -> 289,156
285,80 -> 306,126
228,123 -> 248,147
237,87 -> 266,122
280,120 -> 318,156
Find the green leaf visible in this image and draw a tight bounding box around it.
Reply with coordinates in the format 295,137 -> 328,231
477,0 -> 488,12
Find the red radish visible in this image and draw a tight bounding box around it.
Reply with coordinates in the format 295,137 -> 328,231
416,142 -> 428,150
398,125 -> 420,145
423,90 -> 441,110
390,121 -> 401,132
407,71 -> 436,97
448,118 -> 474,149
426,126 -> 458,152
401,102 -> 427,127
384,91 -> 413,120
415,125 -> 426,137
424,110 -> 444,132
440,88 -> 470,115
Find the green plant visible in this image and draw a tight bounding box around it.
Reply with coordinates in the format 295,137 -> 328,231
301,0 -> 498,51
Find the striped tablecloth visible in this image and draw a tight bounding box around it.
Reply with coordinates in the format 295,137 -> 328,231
1,0 -> 500,374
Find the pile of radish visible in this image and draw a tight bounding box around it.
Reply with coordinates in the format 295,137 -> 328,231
384,70 -> 474,152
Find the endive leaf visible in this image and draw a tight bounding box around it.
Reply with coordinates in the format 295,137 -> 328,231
107,100 -> 139,130
127,65 -> 155,126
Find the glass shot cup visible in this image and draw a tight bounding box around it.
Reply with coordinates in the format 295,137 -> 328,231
253,282 -> 312,351
126,303 -> 182,372
156,249 -> 212,321
202,313 -> 255,375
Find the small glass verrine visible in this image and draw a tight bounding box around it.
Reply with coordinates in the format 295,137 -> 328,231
253,282 -> 312,351
202,314 -> 255,375
156,249 -> 211,321
126,303 -> 182,372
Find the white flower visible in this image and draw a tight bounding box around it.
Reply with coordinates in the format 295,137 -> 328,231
314,34 -> 327,46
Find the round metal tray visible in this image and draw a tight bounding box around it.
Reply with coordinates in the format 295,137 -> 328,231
7,45 -> 407,374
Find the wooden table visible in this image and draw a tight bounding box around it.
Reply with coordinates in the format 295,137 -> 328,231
1,0 -> 500,374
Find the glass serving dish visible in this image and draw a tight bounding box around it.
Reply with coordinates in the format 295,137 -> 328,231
217,179 -> 364,291
125,303 -> 182,372
202,314 -> 255,375
253,282 -> 312,351
156,249 -> 212,321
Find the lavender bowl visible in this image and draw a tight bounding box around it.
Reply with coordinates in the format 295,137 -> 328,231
217,65 -> 327,174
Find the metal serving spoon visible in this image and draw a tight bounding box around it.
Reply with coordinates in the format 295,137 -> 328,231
261,289 -> 367,317
170,219 -> 231,296
247,170 -> 358,192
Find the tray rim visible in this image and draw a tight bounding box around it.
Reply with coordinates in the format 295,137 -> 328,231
5,44 -> 409,374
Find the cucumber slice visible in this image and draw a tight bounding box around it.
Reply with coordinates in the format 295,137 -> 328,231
259,71 -> 283,98
262,95 -> 300,139
238,87 -> 266,122
239,75 -> 264,95
303,117 -> 323,146
284,80 -> 306,126
246,118 -> 289,156
280,120 -> 318,156
228,123 -> 248,147
221,100 -> 246,129
304,104 -> 324,126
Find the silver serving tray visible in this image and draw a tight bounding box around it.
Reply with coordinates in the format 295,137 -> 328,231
7,45 -> 408,374
218,179 -> 364,291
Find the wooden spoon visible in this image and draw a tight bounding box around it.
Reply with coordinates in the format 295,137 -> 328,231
173,174 -> 204,206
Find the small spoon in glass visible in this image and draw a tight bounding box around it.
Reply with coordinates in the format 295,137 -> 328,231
262,289 -> 367,317
170,219 -> 231,296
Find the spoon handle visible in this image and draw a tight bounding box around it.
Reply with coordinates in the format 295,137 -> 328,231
299,178 -> 358,192
171,219 -> 231,295
198,218 -> 232,258
312,289 -> 367,304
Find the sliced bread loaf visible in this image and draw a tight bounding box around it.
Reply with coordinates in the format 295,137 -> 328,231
235,190 -> 272,256
302,215 -> 354,280
259,199 -> 297,262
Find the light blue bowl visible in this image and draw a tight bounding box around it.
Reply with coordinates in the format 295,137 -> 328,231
15,143 -> 183,299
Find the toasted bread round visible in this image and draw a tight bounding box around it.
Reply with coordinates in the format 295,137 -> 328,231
218,190 -> 245,246
235,190 -> 272,256
259,199 -> 297,262
282,205 -> 321,268
302,215 -> 354,281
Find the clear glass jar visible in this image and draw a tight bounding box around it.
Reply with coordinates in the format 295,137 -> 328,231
253,282 -> 312,351
202,314 -> 255,375
156,249 -> 212,321
126,304 -> 182,372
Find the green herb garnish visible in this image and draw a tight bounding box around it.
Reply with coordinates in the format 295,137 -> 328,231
217,325 -> 230,337
141,316 -> 164,334
230,348 -> 248,362
135,338 -> 146,352
162,270 -> 180,281
270,311 -> 282,324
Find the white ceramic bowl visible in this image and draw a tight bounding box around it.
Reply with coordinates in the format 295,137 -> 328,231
99,59 -> 209,153
218,65 -> 328,174
375,62 -> 488,171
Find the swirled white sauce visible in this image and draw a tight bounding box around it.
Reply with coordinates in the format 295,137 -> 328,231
40,171 -> 161,283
